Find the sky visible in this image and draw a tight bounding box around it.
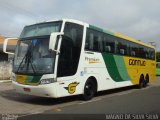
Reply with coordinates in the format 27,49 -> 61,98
0,0 -> 160,51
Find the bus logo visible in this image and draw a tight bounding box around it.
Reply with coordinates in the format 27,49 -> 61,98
85,57 -> 100,64
129,59 -> 146,66
64,82 -> 79,94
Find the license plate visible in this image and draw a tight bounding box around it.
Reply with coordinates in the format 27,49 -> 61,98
23,88 -> 31,92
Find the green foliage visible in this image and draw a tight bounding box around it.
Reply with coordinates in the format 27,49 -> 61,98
156,68 -> 160,76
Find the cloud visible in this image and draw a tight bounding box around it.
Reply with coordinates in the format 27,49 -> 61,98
84,0 -> 160,50
0,0 -> 160,50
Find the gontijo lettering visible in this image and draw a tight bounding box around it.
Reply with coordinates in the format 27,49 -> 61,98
129,59 -> 146,66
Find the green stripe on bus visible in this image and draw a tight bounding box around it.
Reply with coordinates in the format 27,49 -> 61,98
102,53 -> 124,82
25,75 -> 41,84
89,25 -> 115,36
89,25 -> 103,32
32,76 -> 42,83
114,55 -> 131,81
102,53 -> 131,82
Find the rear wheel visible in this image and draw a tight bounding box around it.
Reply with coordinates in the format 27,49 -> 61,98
83,79 -> 97,100
145,74 -> 149,87
139,75 -> 145,89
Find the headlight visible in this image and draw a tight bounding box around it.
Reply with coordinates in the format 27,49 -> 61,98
40,78 -> 56,85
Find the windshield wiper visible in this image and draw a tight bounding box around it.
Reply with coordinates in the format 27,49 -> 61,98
25,49 -> 36,73
17,45 -> 37,74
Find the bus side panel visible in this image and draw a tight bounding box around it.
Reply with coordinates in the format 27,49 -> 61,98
83,52 -> 117,91
123,57 -> 156,84
101,53 -> 133,88
84,52 -> 133,92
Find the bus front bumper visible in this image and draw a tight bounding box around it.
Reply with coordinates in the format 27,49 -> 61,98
12,81 -> 58,98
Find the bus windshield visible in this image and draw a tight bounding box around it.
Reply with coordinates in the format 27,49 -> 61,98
13,21 -> 62,75
13,37 -> 56,75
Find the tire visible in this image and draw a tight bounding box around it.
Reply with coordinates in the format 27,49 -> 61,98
146,75 -> 149,83
139,75 -> 145,89
145,75 -> 149,87
83,79 -> 96,100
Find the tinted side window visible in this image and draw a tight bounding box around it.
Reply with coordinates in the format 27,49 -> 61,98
116,38 -> 128,55
149,48 -> 155,60
139,46 -> 146,58
85,28 -> 155,60
57,22 -> 83,77
129,43 -> 139,57
85,29 -> 103,52
103,34 -> 116,54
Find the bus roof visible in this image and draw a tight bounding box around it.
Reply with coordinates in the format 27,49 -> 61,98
23,18 -> 155,49
25,18 -> 87,27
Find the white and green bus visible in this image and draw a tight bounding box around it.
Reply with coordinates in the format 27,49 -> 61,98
5,19 -> 156,100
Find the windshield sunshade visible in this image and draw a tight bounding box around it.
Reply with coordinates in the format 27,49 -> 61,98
20,21 -> 62,38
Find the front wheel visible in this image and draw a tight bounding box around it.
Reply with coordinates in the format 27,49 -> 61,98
83,80 -> 96,100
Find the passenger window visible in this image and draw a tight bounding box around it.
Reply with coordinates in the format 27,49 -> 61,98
104,45 -> 111,52
145,48 -> 149,59
85,30 -> 93,51
98,35 -> 103,52
130,43 -> 139,57
85,29 -> 103,52
139,47 -> 145,58
103,35 -> 115,53
120,49 -> 125,55
93,34 -> 99,52
117,41 -> 127,55
149,49 -> 155,60
131,51 -> 136,56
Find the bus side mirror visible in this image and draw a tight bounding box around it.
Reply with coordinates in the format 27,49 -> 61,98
49,32 -> 64,53
3,38 -> 18,55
